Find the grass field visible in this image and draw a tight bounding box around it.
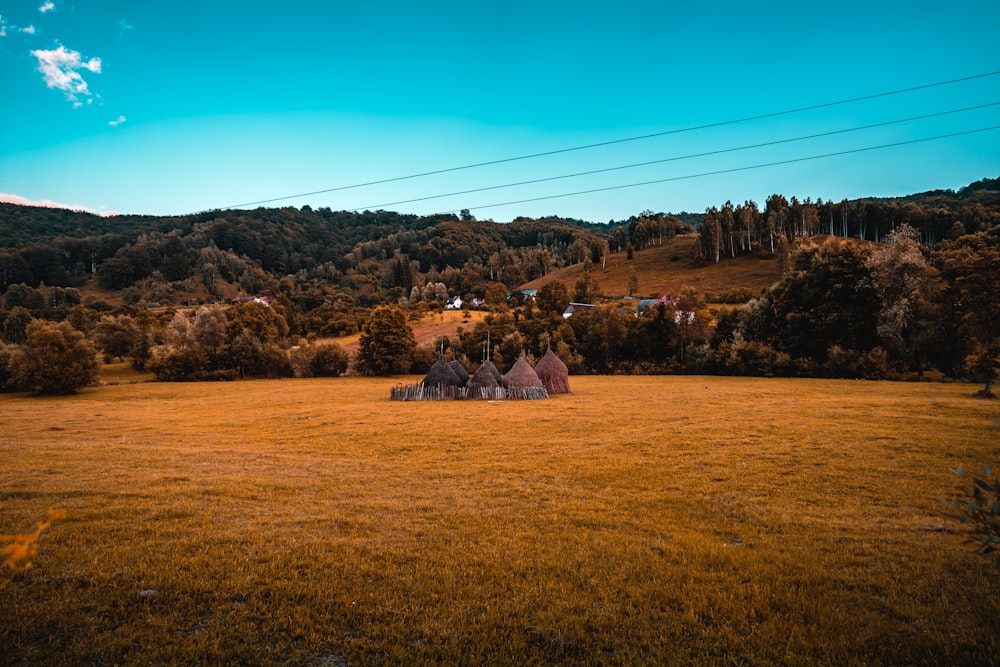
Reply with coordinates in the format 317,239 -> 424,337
330,309 -> 487,360
1,375 -> 998,665
522,234 -> 783,299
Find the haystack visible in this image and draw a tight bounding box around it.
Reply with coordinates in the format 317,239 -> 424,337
472,359 -> 501,384
421,356 -> 463,387
449,360 -> 470,385
502,356 -> 543,391
468,361 -> 501,391
534,348 -> 570,394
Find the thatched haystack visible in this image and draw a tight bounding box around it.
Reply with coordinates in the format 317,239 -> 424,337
502,356 -> 543,391
468,361 -> 501,391
421,356 -> 463,388
485,359 -> 502,383
534,348 -> 570,394
449,360 -> 470,385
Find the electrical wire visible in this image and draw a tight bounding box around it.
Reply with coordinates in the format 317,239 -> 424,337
219,70 -> 1000,210
449,125 -> 1000,214
348,101 -> 1000,212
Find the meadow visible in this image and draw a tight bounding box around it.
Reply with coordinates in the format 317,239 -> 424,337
1,374 -> 998,665
522,234 -> 783,298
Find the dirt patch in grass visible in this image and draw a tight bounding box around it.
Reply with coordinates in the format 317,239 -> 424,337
1,376 -> 998,664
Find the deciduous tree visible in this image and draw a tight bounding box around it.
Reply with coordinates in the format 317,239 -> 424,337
9,320 -> 98,394
865,224 -> 942,378
93,314 -> 141,362
934,233 -> 1000,395
357,304 -> 416,376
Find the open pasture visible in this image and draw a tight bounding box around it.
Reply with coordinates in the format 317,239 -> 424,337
1,376 -> 998,665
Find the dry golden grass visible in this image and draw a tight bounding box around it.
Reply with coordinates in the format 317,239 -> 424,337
330,309 -> 487,358
523,234 -> 783,298
1,376 -> 998,665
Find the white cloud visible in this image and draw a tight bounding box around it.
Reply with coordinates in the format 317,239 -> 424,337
109,115 -> 126,127
0,193 -> 89,212
39,2 -> 55,13
1,14 -> 38,36
31,45 -> 102,105
0,193 -> 122,217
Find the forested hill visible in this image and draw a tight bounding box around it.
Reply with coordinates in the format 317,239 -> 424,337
1,176 -> 997,311
1,177 -> 999,384
0,204 -> 613,303
876,176 -> 1000,206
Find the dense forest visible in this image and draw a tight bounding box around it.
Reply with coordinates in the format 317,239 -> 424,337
0,177 -> 998,391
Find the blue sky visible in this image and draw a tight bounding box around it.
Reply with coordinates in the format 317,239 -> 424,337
1,1 -> 998,221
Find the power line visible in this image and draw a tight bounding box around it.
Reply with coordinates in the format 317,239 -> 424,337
349,101 -> 1000,211
220,70 -> 1000,210
452,125 -> 1000,214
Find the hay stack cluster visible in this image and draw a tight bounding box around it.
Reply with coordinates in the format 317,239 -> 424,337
391,352 -> 570,401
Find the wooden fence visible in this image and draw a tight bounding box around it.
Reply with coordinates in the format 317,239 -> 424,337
390,383 -> 549,402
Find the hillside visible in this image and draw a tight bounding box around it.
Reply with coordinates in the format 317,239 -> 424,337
523,233 -> 783,299
328,309 -> 487,360
1,176 -> 997,316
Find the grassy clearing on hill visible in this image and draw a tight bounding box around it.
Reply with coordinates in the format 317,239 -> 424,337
1,376 -> 998,665
329,309 -> 487,359
523,234 -> 783,299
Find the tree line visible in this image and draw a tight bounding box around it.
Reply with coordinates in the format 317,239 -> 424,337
0,222 -> 996,393
697,178 -> 1000,264
0,177 -> 997,393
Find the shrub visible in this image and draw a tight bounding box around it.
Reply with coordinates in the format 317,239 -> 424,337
823,345 -> 895,380
148,345 -> 210,382
942,466 -> 1000,571
289,346 -> 312,378
310,343 -> 348,377
823,345 -> 862,378
225,332 -> 293,379
410,343 -> 438,376
290,342 -> 349,378
720,286 -> 757,304
716,336 -> 792,377
0,342 -> 14,392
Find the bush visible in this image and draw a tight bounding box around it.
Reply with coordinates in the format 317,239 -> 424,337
942,466 -> 1000,571
410,343 -> 438,376
8,320 -> 99,394
251,344 -> 294,379
225,332 -> 293,379
823,345 -> 895,380
716,337 -> 792,377
719,287 -> 757,304
290,342 -> 348,378
310,343 -> 348,377
0,342 -> 15,392
148,345 -> 210,381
